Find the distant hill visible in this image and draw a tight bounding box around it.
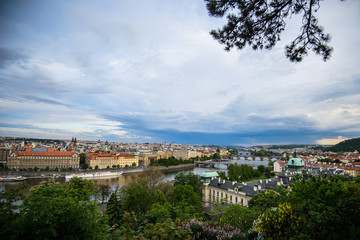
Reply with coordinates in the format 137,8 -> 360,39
325,137 -> 360,152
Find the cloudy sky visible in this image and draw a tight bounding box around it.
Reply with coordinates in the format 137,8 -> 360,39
0,0 -> 359,146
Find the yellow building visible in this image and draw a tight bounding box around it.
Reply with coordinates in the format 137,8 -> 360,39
86,153 -> 138,169
117,153 -> 139,167
173,150 -> 201,160
8,146 -> 79,170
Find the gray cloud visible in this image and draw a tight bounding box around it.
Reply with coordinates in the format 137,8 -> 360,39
0,48 -> 28,68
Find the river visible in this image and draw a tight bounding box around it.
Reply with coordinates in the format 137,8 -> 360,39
0,159 -> 269,194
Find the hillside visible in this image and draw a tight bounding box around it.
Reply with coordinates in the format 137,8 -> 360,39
326,137 -> 360,152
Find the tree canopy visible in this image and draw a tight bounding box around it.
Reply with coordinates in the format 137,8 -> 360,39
205,0 -> 337,62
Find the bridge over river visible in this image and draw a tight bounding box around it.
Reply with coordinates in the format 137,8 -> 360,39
195,156 -> 279,168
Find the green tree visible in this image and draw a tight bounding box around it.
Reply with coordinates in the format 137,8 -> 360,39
131,162 -> 136,167
68,177 -> 97,201
218,204 -> 260,234
248,189 -> 286,212
169,185 -> 202,220
228,163 -> 261,182
79,153 -> 86,165
0,185 -> 25,240
17,179 -> 108,240
217,170 -> 228,180
127,167 -> 165,194
286,176 -> 360,239
212,152 -> 221,159
255,203 -> 303,240
205,0 -> 335,62
257,165 -> 266,174
121,185 -> 152,215
174,172 -> 202,198
106,191 -> 123,226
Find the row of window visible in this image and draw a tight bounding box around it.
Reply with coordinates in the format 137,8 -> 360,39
209,189 -> 244,205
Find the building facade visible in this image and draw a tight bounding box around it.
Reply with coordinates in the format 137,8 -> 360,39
86,153 -> 139,169
7,146 -> 79,170
173,150 -> 201,160
0,147 -> 10,166
201,166 -> 349,208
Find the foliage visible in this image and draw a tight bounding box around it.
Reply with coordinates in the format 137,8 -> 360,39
228,163 -> 261,182
0,185 -> 26,240
169,185 -> 203,220
127,167 -> 165,194
257,165 -> 266,174
97,184 -> 112,204
269,144 -> 308,150
108,212 -> 192,240
106,191 -> 123,226
286,176 -> 360,239
67,177 -> 97,201
251,176 -> 360,239
79,153 -> 86,165
154,156 -> 194,167
148,202 -> 172,223
250,150 -> 272,157
217,170 -> 228,180
212,152 -> 221,159
325,137 -> 360,152
174,171 -> 202,198
182,219 -> 245,240
205,0 -> 334,62
255,203 -> 303,240
217,204 -> 260,234
122,185 -> 152,215
17,178 -> 108,240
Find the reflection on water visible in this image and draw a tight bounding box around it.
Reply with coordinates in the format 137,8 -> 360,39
1,160 -> 270,193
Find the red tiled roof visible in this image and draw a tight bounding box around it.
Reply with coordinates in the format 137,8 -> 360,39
13,147 -> 75,157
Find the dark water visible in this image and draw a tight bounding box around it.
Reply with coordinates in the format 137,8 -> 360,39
1,159 -> 269,194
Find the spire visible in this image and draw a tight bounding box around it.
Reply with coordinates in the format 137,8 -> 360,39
294,149 -> 297,158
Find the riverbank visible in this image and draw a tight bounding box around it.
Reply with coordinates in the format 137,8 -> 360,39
0,164 -> 195,179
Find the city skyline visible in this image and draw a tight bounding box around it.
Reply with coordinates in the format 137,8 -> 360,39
1,0 -> 359,146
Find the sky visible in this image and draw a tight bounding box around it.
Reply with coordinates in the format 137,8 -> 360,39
0,0 -> 359,146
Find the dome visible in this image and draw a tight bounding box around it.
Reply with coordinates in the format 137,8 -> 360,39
287,157 -> 305,167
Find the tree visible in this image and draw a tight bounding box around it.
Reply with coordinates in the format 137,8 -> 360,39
106,191 -> 123,226
121,185 -> 152,215
227,163 -> 261,182
169,185 -> 203,220
79,153 -> 86,165
205,0 -> 335,62
0,185 -> 25,240
17,179 -> 108,240
127,167 -> 165,194
255,203 -> 303,240
131,162 -> 136,167
174,172 -> 202,198
81,163 -> 88,169
212,152 -> 221,160
97,184 -> 111,204
67,177 -> 97,201
218,204 -> 260,234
